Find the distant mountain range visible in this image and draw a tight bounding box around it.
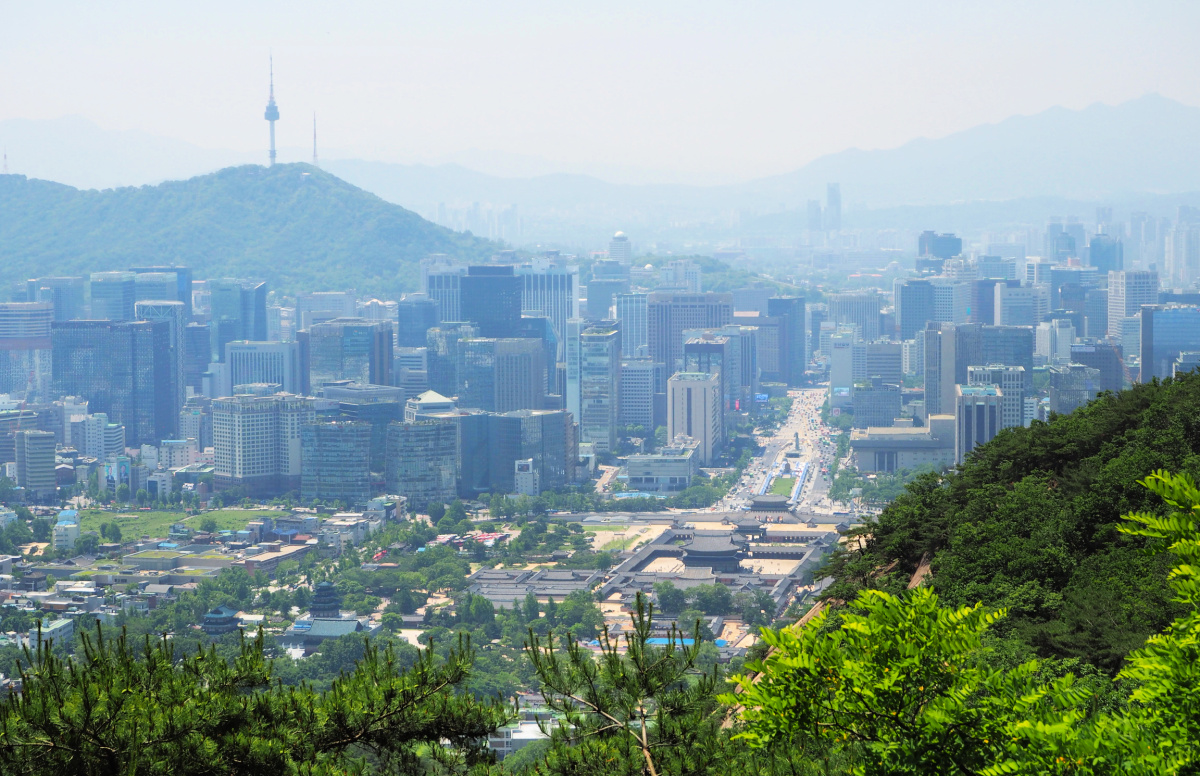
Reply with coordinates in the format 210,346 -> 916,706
0,164 -> 495,296
3,94 -> 1200,246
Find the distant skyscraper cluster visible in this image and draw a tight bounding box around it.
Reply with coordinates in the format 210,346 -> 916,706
840,203 -> 1200,472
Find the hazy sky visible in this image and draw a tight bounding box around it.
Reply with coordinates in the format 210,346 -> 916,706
5,1 -> 1199,183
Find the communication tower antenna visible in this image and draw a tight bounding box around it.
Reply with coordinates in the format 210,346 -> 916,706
312,113 -> 318,167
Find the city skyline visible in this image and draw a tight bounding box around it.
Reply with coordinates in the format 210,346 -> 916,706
1,2 -> 1198,184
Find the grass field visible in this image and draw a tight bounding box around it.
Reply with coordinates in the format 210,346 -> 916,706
769,476 -> 794,496
76,508 -> 281,541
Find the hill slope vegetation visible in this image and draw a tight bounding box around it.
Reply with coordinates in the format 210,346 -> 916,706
0,164 -> 496,297
825,373 -> 1200,673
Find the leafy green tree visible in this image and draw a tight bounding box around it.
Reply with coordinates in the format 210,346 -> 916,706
31,518 -> 50,542
0,625 -> 511,775
555,589 -> 605,640
446,499 -> 468,522
427,502 -> 446,522
115,483 -> 130,503
652,581 -> 688,615
199,516 -> 219,533
73,533 -> 100,556
727,470 -> 1200,776
691,584 -> 734,616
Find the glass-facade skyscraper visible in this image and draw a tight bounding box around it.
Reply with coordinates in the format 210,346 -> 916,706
51,320 -> 173,445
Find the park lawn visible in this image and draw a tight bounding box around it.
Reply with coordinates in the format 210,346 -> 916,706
77,509 -> 188,540
769,476 -> 794,496
187,509 -> 280,532
76,508 -> 280,540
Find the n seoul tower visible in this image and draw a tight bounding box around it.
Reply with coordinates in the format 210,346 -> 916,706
264,55 -> 280,166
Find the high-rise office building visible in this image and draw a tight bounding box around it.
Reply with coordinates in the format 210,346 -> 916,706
825,184 -> 842,232
225,341 -> 304,395
457,337 -> 545,413
967,365 -> 1027,428
1069,343 -> 1126,394
1141,305 -> 1200,381
647,292 -> 733,386
396,294 -> 440,349
209,279 -> 267,361
300,421 -> 372,505
860,341 -> 903,386
918,231 -> 962,259
1036,319 -> 1076,365
323,383 -> 404,470
827,292 -> 882,341
89,272 -> 137,321
766,296 -> 806,384
24,277 -> 86,322
52,320 -> 173,445
684,334 -> 734,413
183,323 -> 211,395
615,293 -> 649,356
578,324 -> 620,453
135,299 -> 186,422
923,323 -> 1034,416
1049,364 -> 1101,414
994,284 -> 1038,327
609,231 -> 633,263
618,358 -> 655,430
955,384 -> 1008,463
459,266 -> 523,338
586,279 -> 629,320
851,378 -> 901,429
1108,271 -> 1159,338
667,371 -> 722,464
518,258 -> 580,360
1087,235 -> 1124,275
808,305 -> 826,361
212,393 -> 313,496
425,322 -> 477,397
296,291 -> 357,330
180,396 -> 213,451
14,430 -> 56,501
384,420 -> 458,508
487,409 -> 573,494
0,302 -> 53,399
72,412 -> 126,460
131,266 -> 193,319
894,279 -> 935,340
307,318 -> 393,390
1164,223 -> 1200,289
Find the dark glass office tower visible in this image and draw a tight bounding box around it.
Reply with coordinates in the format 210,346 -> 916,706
396,294 -> 441,348
306,318 -> 393,389
300,421 -> 372,505
51,320 -> 173,445
209,279 -> 267,361
459,266 -> 522,338
767,296 -> 806,385
131,266 -> 194,319
89,272 -> 137,321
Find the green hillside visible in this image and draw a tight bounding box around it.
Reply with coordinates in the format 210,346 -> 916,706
0,164 -> 496,297
824,373 -> 1200,673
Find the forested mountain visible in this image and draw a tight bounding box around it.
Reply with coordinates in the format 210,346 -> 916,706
0,164 -> 496,297
824,373 -> 1200,673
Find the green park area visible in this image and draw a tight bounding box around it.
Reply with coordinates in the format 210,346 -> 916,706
768,476 -> 794,496
75,508 -> 280,541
